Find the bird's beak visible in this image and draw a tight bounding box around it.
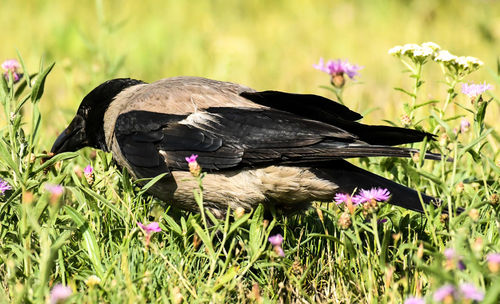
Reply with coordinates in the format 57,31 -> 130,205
51,115 -> 88,154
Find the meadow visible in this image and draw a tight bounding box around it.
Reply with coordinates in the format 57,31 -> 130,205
0,1 -> 499,303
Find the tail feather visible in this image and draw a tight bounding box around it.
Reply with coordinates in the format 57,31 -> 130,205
314,160 -> 459,214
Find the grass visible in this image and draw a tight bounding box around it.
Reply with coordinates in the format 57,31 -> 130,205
0,1 -> 499,303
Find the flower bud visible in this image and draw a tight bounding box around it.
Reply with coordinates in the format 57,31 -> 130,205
468,208 -> 479,221
331,74 -> 345,88
489,193 -> 498,206
234,207 -> 245,219
401,114 -> 412,127
338,211 -> 352,229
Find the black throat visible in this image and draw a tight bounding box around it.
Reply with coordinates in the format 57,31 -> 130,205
78,78 -> 146,152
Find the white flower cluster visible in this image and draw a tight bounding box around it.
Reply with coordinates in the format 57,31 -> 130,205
388,42 -> 439,61
388,42 -> 483,73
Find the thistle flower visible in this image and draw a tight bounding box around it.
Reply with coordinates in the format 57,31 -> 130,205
459,283 -> 484,301
486,253 -> 500,273
433,284 -> 456,303
403,297 -> 425,304
0,178 -> 12,195
353,188 -> 391,204
334,192 -> 358,214
460,119 -> 470,133
49,284 -> 72,304
1,59 -> 22,83
334,193 -> 355,205
84,164 -> 94,185
314,58 -> 362,88
137,221 -> 162,248
461,82 -> 492,99
444,248 -> 466,270
268,234 -> 285,257
137,222 -> 162,234
185,154 -> 201,177
45,183 -> 64,204
338,211 -> 352,229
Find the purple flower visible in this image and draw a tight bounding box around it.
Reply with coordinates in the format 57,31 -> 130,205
487,253 -> 500,263
268,234 -> 283,247
334,193 -> 358,205
459,283 -> 484,301
444,248 -> 456,260
403,297 -> 425,304
268,234 -> 285,257
185,154 -> 198,164
461,82 -> 492,98
353,188 -> 391,204
377,218 -> 388,224
84,164 -> 93,176
460,119 -> 470,133
137,222 -> 162,234
1,59 -> 21,83
0,178 -> 12,195
185,154 -> 201,177
433,284 -> 456,302
313,58 -> 363,79
487,253 -> 500,273
444,248 -> 466,270
45,184 -> 64,196
49,284 -> 72,304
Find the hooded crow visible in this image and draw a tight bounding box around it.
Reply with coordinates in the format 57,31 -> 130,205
51,76 -> 449,218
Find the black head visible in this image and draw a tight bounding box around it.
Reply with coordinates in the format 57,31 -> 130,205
51,78 -> 145,154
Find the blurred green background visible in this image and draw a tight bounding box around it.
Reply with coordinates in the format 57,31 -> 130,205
1,0 -> 499,148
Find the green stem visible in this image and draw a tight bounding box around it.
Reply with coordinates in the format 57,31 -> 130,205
441,77 -> 458,118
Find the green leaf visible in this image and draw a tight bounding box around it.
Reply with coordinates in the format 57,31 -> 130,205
32,152 -> 79,175
30,62 -> 55,103
394,87 -> 416,98
459,128 -> 492,155
475,100 -> 489,127
64,205 -> 105,278
79,186 -> 125,219
137,172 -> 168,196
16,50 -> 31,87
191,220 -> 214,256
414,99 -> 439,109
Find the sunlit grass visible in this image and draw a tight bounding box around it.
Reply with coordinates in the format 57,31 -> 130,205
0,1 -> 499,303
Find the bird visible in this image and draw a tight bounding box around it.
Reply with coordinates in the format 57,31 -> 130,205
51,76 -> 450,218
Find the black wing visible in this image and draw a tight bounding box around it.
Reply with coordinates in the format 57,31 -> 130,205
114,107 -> 441,174
241,91 -> 435,145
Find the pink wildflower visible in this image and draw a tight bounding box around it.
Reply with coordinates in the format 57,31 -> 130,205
0,178 -> 12,195
1,59 -> 22,83
461,82 -> 492,98
137,222 -> 162,234
460,119 -> 470,133
84,164 -> 93,175
137,221 -> 162,249
433,284 -> 456,302
403,297 -> 425,304
459,283 -> 484,301
49,284 -> 72,304
185,154 -> 201,177
314,58 -> 363,79
185,154 -> 198,163
268,234 -> 285,257
353,188 -> 391,204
